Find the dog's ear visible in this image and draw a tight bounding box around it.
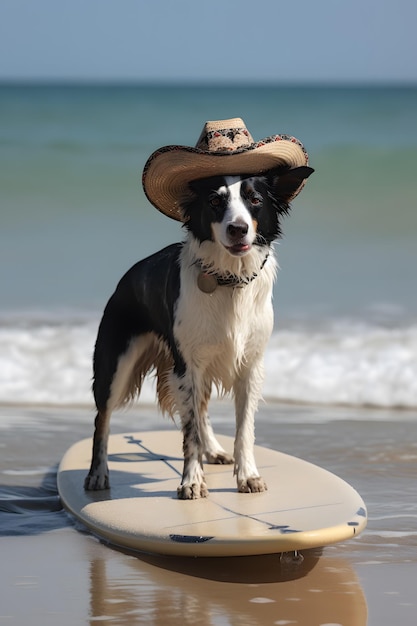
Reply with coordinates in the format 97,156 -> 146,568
287,165 -> 315,180
268,165 -> 314,202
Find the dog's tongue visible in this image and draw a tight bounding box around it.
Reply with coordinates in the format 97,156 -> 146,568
229,243 -> 251,255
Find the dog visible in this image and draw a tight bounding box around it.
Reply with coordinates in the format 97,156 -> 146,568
84,165 -> 313,499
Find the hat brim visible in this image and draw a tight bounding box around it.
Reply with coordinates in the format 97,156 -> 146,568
142,137 -> 309,222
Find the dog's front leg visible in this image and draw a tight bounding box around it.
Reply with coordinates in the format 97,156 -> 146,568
174,373 -> 209,500
233,361 -> 267,493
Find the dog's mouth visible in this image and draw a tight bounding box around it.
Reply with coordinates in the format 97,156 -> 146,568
225,242 -> 252,256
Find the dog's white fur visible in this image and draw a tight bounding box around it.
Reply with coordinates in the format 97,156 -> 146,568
174,239 -> 276,495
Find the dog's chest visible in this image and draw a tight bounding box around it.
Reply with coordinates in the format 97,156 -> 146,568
173,272 -> 274,373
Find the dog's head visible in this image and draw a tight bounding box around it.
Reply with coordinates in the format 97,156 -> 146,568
182,166 -> 314,257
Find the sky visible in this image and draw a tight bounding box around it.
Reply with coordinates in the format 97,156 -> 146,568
0,0 -> 416,84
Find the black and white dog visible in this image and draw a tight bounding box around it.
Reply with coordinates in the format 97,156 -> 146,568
84,165 -> 313,499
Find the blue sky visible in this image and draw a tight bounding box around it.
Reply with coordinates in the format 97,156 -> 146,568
0,0 -> 416,83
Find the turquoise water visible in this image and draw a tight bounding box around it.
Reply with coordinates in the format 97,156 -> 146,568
1,84 -> 416,314
1,84 -> 417,407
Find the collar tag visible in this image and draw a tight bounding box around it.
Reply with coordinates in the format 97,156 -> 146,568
197,272 -> 218,294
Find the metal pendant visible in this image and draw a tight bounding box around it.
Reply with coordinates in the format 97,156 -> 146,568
197,272 -> 218,294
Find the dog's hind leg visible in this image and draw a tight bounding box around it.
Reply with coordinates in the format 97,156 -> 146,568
202,416 -> 234,465
84,409 -> 111,490
84,333 -> 154,491
84,365 -> 124,491
199,383 -> 234,465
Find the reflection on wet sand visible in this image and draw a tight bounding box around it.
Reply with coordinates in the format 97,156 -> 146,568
88,547 -> 367,625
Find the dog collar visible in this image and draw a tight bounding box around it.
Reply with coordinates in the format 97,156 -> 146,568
195,254 -> 269,294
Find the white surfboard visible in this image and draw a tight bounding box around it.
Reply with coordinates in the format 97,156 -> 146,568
58,430 -> 367,557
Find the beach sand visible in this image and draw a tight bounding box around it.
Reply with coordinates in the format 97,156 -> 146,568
1,403 -> 416,625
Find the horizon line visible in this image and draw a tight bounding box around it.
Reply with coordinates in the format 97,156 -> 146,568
1,78 -> 416,89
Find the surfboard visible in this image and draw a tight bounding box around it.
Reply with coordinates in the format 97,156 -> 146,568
58,430 -> 367,557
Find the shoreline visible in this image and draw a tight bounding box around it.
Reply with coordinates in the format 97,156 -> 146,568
1,397 -> 417,416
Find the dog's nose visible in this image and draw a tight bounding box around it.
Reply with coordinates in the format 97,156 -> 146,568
227,222 -> 249,240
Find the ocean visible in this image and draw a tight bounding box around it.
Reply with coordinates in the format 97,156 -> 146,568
1,84 -> 417,626
1,84 -> 417,409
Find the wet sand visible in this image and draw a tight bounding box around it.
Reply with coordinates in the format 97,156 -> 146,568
1,403 -> 416,625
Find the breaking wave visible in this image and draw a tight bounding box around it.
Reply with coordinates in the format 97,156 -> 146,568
0,313 -> 416,409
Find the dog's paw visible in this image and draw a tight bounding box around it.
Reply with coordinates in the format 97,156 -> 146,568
177,481 -> 209,500
84,472 -> 110,491
237,476 -> 267,493
205,451 -> 234,465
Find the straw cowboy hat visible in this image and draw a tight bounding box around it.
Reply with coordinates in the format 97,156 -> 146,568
142,117 -> 311,221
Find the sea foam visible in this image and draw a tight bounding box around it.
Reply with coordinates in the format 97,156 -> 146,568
1,314 -> 416,409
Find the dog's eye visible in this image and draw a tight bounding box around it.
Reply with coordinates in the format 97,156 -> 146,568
250,196 -> 261,206
209,196 -> 222,208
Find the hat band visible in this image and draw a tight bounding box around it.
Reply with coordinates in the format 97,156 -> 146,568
196,126 -> 253,152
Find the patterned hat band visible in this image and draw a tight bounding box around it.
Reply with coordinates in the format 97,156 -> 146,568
195,119 -> 254,152
142,117 -> 311,221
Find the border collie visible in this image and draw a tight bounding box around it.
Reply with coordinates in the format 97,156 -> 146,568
84,165 -> 313,499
